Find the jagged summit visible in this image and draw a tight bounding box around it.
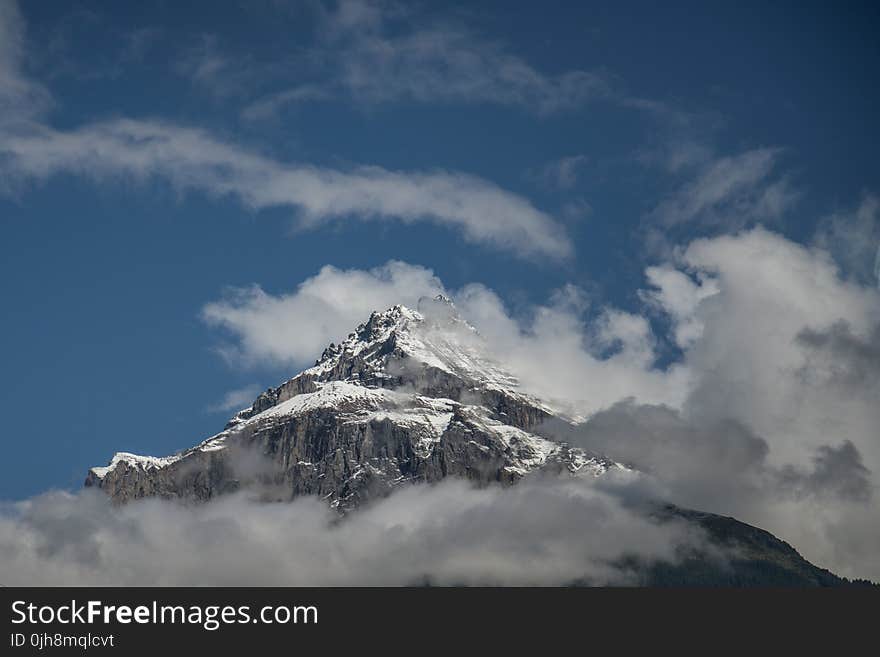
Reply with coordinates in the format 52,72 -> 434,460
86,302 -> 614,508
233,299 -> 547,429
417,292 -> 457,317
315,295 -> 467,368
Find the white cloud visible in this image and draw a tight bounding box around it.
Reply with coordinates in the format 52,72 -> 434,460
0,0 -> 51,123
333,24 -> 608,114
451,284 -> 691,419
201,258 -> 689,416
638,138 -> 714,174
240,84 -> 332,122
199,230 -> 880,478
202,261 -> 446,366
648,148 -> 799,229
208,384 -> 262,413
174,34 -> 245,97
678,228 -> 880,467
0,119 -> 573,259
640,265 -> 720,348
529,155 -> 589,190
660,228 -> 880,579
548,227 -> 880,579
0,478 -> 702,586
241,0 -> 611,118
814,194 -> 880,287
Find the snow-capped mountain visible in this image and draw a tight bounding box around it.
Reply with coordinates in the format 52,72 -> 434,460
84,295 -> 862,585
86,296 -> 616,507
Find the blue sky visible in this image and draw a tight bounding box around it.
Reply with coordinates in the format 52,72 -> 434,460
1,0 -> 879,499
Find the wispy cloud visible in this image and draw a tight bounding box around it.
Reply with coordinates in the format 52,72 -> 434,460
175,34 -> 263,99
208,384 -> 262,413
647,148 -> 799,229
528,154 -> 589,190
240,84 -> 332,122
0,119 -> 572,259
240,0 -> 613,119
814,194 -> 880,287
0,0 -> 51,123
329,21 -> 609,113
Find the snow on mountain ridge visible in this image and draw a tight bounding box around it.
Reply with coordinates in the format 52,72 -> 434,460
86,298 -> 613,506
229,295 -> 553,424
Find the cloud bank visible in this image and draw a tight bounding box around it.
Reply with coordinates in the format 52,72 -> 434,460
0,478 -> 704,586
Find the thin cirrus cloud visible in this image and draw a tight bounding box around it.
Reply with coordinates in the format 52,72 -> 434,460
208,384 -> 263,414
814,194 -> 880,287
240,84 -> 333,122
0,0 -> 50,122
528,154 -> 589,190
0,119 -> 573,260
331,24 -> 609,113
239,0 -> 613,120
647,147 -> 800,229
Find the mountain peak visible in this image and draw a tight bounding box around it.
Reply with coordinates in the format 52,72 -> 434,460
419,293 -> 454,308
211,300 -> 560,438
301,299 -> 522,402
417,293 -> 462,325
86,295 -> 613,508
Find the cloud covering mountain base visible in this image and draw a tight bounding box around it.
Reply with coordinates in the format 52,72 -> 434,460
0,477 -> 708,586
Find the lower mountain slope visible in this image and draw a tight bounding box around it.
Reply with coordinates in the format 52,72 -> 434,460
631,507 -> 851,586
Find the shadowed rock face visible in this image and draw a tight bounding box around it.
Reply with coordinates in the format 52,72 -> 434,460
85,399 -> 605,508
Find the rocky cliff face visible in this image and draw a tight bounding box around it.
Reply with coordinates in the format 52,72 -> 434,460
86,297 -> 614,508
